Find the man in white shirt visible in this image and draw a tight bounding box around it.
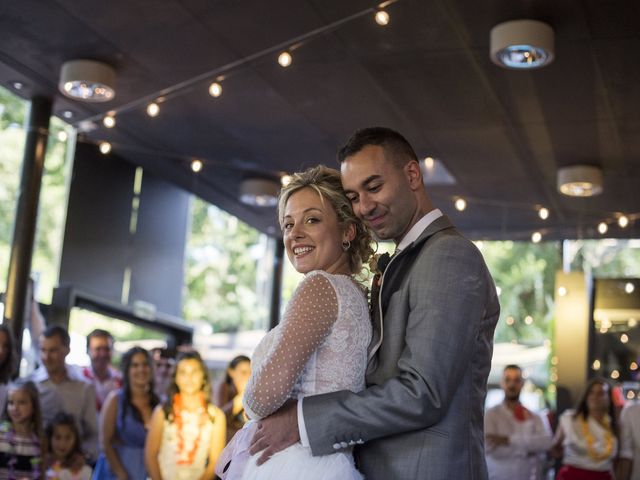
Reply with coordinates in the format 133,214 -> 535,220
618,400 -> 640,480
485,365 -> 553,480
29,325 -> 98,461
79,329 -> 122,412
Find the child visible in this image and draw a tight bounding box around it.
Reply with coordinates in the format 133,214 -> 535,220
45,412 -> 91,480
0,380 -> 44,479
145,350 -> 226,480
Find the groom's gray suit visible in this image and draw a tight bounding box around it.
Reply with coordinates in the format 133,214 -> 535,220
303,215 -> 500,479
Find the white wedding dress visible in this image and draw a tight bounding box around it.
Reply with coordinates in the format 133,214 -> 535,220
221,270 -> 371,480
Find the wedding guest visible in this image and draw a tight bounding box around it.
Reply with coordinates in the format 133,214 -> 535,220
213,355 -> 251,443
485,365 -> 553,480
0,380 -> 44,478
46,412 -> 92,480
145,350 -> 225,480
150,348 -> 175,402
553,378 -> 618,480
29,325 -> 98,462
618,399 -> 640,480
94,346 -> 158,479
80,329 -> 122,412
0,325 -> 16,414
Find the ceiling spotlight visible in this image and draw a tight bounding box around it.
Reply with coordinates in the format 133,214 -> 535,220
538,207 -> 549,220
59,59 -> 116,102
557,165 -> 603,197
191,159 -> 203,173
209,82 -> 222,98
280,175 -> 292,187
490,20 -> 554,69
240,178 -> 280,207
61,110 -> 74,119
103,115 -> 116,128
57,131 -> 68,142
278,51 -> 292,67
618,215 -> 629,228
99,142 -> 112,154
455,198 -> 467,211
531,231 -> 542,243
625,282 -> 635,294
11,81 -> 24,90
598,222 -> 608,235
375,10 -> 390,26
147,102 -> 160,117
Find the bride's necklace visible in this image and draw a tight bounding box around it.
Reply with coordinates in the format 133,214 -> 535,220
579,414 -> 613,461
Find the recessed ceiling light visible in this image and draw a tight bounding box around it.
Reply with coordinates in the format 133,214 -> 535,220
61,110 -> 74,119
59,59 -> 116,102
11,81 -> 24,90
557,165 -> 603,197
490,20 -> 554,69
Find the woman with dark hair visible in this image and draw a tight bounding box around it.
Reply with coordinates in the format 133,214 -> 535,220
553,378 -> 619,480
93,346 -> 159,479
145,350 -> 225,480
0,324 -> 16,414
213,355 -> 251,443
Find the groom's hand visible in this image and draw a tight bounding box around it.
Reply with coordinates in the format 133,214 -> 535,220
249,400 -> 300,465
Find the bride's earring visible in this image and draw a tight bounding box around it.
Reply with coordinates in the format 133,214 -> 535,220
342,240 -> 351,251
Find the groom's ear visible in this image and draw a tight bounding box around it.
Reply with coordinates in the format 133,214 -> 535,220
405,160 -> 423,190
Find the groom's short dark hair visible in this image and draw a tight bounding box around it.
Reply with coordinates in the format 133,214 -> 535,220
337,127 -> 419,168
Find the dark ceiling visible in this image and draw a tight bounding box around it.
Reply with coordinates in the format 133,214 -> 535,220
1,0 -> 639,240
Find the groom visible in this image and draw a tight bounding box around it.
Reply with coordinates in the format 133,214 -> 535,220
251,127 -> 500,479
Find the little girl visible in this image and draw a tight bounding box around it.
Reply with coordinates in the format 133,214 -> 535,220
145,350 -> 226,480
0,380 -> 44,479
45,412 -> 91,480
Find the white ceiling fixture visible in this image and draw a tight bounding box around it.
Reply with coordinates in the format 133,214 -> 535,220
557,165 -> 603,197
490,20 -> 554,69
239,178 -> 280,207
59,59 -> 116,102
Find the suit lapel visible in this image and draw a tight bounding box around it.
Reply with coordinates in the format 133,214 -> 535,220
367,215 -> 456,363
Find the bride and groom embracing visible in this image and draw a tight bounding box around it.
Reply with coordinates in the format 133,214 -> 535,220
216,127 -> 500,480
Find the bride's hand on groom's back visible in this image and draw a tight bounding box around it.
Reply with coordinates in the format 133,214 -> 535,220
249,400 -> 299,465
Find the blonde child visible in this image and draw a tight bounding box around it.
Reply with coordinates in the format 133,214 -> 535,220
0,380 -> 44,479
145,351 -> 226,480
45,412 -> 91,480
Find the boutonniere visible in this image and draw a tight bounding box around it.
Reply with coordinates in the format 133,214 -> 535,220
369,252 -> 392,277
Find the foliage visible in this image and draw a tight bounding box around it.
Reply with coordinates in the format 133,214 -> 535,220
182,198 -> 273,332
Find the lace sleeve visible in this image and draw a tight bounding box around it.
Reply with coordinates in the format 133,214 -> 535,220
243,272 -> 338,419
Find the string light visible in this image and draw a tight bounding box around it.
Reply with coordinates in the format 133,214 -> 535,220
625,282 -> 635,294
592,359 -> 601,370
455,198 -> 467,211
99,142 -> 112,154
629,318 -> 638,328
631,362 -> 639,371
424,157 -> 435,169
191,159 -> 203,173
147,102 -> 160,117
618,215 -> 629,228
280,175 -> 292,187
208,82 -> 222,98
524,315 -> 533,325
375,10 -> 390,26
505,316 -> 514,326
621,334 -> 629,344
531,231 -> 542,243
598,222 -> 608,234
611,370 -> 620,379
278,51 -> 292,67
538,207 -> 549,220
103,114 -> 116,128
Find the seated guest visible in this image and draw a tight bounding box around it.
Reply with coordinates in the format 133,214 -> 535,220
46,412 -> 92,480
485,365 -> 553,480
0,380 -> 44,479
213,355 -> 251,443
553,378 -> 618,480
80,329 -> 122,412
28,325 -> 99,462
0,325 -> 16,414
94,346 -> 159,480
150,347 -> 175,402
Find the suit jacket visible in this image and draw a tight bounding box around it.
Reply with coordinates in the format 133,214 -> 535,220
303,215 -> 500,479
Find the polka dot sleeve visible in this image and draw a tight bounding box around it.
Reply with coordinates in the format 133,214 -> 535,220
243,272 -> 338,419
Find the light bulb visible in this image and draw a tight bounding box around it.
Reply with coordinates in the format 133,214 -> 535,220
209,82 -> 222,98
625,282 -> 635,294
191,159 -> 203,173
538,207 -> 549,220
557,286 -> 567,297
598,222 -> 608,234
424,157 -> 435,169
531,231 -> 542,243
103,115 -> 116,128
375,10 -> 390,26
147,102 -> 160,117
57,131 -> 68,142
278,51 -> 292,67
281,175 -> 292,187
455,198 -> 466,211
99,142 -> 112,154
618,215 -> 629,228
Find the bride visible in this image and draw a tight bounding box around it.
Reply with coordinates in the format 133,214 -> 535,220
216,165 -> 373,479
